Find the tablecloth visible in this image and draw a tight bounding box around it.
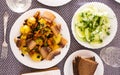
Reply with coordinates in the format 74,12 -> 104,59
0,0 -> 120,75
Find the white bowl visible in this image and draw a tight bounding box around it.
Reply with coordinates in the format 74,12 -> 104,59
71,2 -> 117,49
37,0 -> 71,7
115,0 -> 120,3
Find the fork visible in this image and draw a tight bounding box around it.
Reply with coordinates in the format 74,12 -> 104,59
0,12 -> 9,62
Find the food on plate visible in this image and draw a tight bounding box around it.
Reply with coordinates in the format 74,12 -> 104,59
14,11 -> 67,61
73,56 -> 98,75
46,49 -> 61,60
42,11 -> 56,23
74,6 -> 110,45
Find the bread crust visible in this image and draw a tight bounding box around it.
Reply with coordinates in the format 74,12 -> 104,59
72,56 -> 98,75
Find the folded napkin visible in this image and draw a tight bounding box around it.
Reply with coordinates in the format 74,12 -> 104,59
21,69 -> 61,75
21,67 -> 61,75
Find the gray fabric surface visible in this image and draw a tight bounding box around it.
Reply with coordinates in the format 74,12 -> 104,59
0,0 -> 120,75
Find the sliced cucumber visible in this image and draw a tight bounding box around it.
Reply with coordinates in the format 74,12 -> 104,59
75,26 -> 85,38
74,6 -> 110,45
85,28 -> 91,42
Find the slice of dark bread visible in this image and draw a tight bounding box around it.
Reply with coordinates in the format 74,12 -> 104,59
86,56 -> 95,61
73,57 -> 81,75
73,56 -> 98,75
78,57 -> 98,75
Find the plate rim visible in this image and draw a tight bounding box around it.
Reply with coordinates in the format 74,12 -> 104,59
9,8 -> 71,69
37,0 -> 72,7
64,49 -> 104,75
71,2 -> 118,49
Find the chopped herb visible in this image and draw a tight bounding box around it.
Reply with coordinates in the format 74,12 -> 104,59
106,32 -> 110,35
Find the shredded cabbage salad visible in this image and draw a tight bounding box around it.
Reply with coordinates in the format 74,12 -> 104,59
74,6 -> 110,44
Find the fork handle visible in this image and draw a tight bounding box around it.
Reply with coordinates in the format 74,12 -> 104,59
3,16 -> 8,42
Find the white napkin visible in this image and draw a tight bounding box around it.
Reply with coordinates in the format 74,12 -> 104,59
21,69 -> 61,75
115,0 -> 120,3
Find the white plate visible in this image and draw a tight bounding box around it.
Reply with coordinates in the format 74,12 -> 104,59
115,0 -> 120,3
64,50 -> 104,75
71,2 -> 118,49
10,8 -> 70,69
37,0 -> 71,7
